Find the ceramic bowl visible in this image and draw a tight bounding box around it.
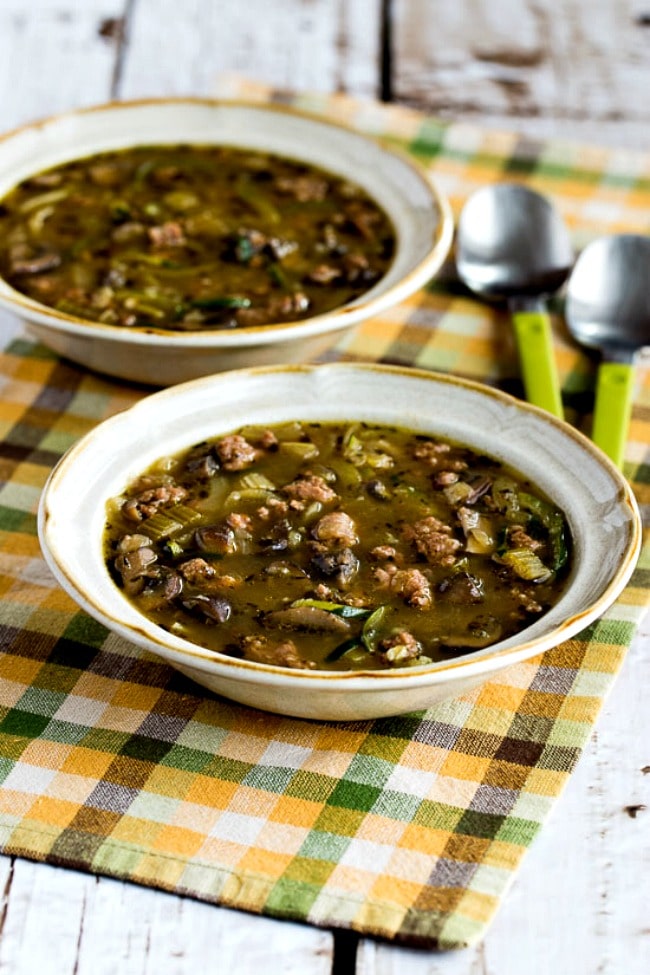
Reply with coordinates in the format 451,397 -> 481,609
38,363 -> 641,721
0,99 -> 452,386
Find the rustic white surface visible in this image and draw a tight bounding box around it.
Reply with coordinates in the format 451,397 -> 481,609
392,0 -> 650,150
0,2 -> 648,972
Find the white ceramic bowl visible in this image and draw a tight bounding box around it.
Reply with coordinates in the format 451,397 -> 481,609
38,363 -> 641,721
0,99 -> 452,386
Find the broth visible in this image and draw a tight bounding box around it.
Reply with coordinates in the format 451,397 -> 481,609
0,145 -> 395,331
104,421 -> 571,672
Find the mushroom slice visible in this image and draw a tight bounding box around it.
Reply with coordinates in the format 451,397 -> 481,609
263,605 -> 351,635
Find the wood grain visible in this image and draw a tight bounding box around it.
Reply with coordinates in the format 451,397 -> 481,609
120,0 -> 382,99
0,858 -> 334,974
391,0 -> 650,148
0,0 -> 125,127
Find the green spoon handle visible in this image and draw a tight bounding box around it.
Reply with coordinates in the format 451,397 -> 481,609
592,361 -> 635,468
512,308 -> 564,419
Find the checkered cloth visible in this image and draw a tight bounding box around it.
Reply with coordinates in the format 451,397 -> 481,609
0,80 -> 648,950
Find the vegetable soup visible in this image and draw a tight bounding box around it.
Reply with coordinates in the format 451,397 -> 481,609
0,145 -> 395,331
104,421 -> 571,671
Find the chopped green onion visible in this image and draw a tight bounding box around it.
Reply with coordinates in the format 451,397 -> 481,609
518,492 -> 568,571
361,605 -> 389,652
443,481 -> 473,506
161,539 -> 184,557
55,299 -> 91,319
236,176 -> 280,225
190,296 -> 252,310
163,190 -> 199,212
491,477 -> 521,518
324,637 -> 363,663
290,599 -> 370,620
27,205 -> 55,235
457,508 -> 496,554
134,159 -> 157,184
18,188 -> 69,213
235,235 -> 256,263
342,424 -> 366,466
123,296 -> 167,319
384,642 -> 418,664
268,263 -> 293,291
364,450 -> 393,471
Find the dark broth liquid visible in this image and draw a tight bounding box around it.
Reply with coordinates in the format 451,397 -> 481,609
104,421 -> 571,672
0,145 -> 395,331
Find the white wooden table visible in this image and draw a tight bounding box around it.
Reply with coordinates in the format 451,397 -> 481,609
0,3 -> 648,972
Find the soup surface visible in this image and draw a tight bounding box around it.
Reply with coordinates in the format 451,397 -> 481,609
104,421 -> 571,671
0,145 -> 395,331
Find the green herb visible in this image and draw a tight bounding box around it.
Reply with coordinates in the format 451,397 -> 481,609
190,296 -> 252,310
290,599 -> 370,620
324,637 -> 363,662
519,492 -> 568,571
361,605 -> 389,652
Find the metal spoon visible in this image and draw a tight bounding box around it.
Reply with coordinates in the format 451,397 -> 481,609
565,233 -> 650,468
456,183 -> 573,418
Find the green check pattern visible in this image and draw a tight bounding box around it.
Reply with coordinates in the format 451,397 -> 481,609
0,81 -> 649,949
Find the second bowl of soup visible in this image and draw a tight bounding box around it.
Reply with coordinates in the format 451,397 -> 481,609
0,99 -> 452,385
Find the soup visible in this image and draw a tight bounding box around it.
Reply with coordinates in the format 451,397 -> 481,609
0,145 -> 395,331
104,421 -> 571,671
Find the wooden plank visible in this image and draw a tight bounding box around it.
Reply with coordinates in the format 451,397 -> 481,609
0,859 -> 93,975
76,871 -> 334,975
391,0 -> 650,148
0,0 -> 128,129
0,2 -> 128,335
0,858 -> 334,974
120,0 -> 383,100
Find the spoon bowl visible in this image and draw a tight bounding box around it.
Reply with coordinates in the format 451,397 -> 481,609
456,183 -> 573,418
565,233 -> 650,467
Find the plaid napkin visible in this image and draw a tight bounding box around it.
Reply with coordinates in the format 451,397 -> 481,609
0,80 -> 648,950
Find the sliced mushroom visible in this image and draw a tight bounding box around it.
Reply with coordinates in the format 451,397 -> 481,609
438,571 -> 484,604
114,544 -> 158,595
139,568 -> 183,610
310,547 -> 359,586
181,594 -> 232,623
263,560 -> 308,579
195,524 -> 236,554
262,605 -> 351,635
440,615 -> 502,650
